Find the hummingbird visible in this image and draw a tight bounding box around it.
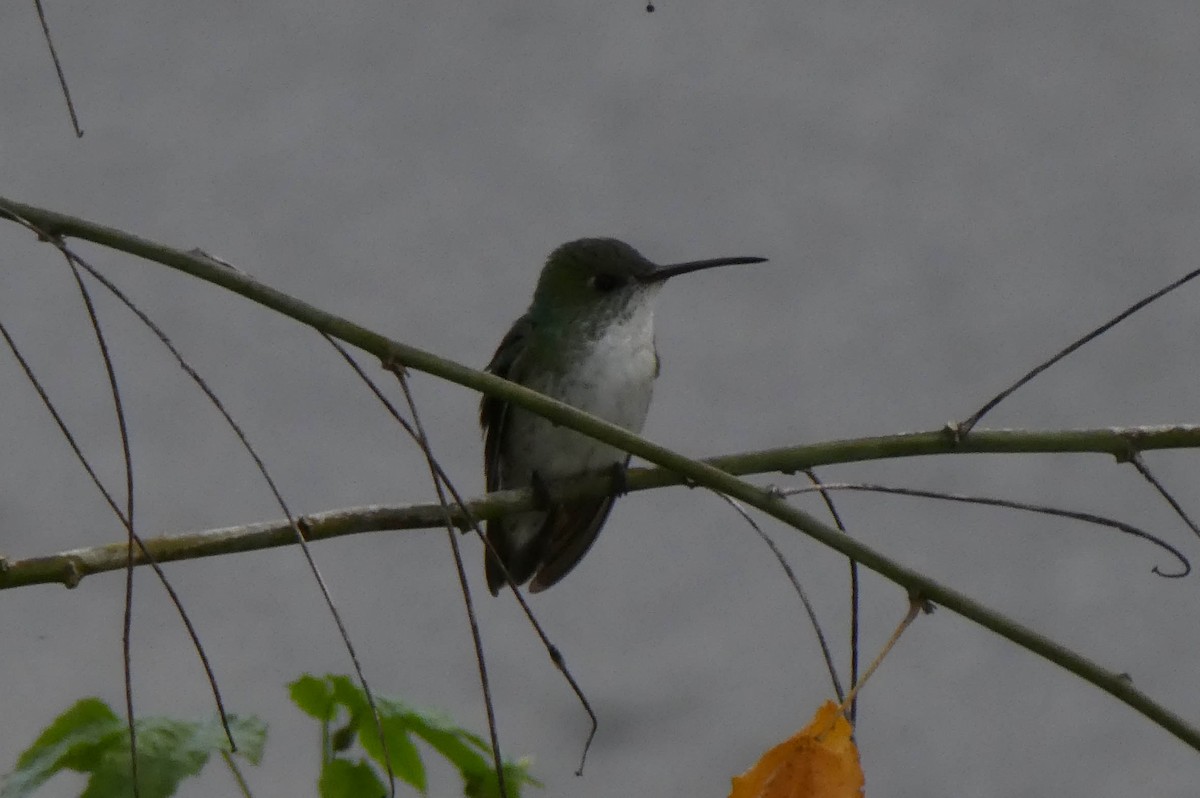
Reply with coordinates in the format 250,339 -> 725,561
481,238 -> 767,595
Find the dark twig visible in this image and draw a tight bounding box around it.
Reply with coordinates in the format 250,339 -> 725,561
956,266 -> 1200,435
713,493 -> 844,703
0,315 -> 245,761
803,469 -> 859,724
332,337 -> 598,772
12,221 -> 399,794
32,0 -> 83,136
778,482 -> 1189,578
390,368 -> 507,798
0,308 -> 241,764
62,256 -> 142,795
2,211 -> 238,750
1129,454 -> 1200,542
73,253 -> 395,793
335,338 -> 596,776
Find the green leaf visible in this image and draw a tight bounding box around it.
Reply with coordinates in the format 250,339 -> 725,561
319,758 -> 385,798
92,715 -> 266,798
289,675 -> 539,797
299,681 -> 425,792
1,700 -> 266,798
463,758 -> 540,796
463,757 -> 541,798
329,719 -> 358,754
361,712 -> 425,794
404,711 -> 490,776
290,675 -> 336,720
402,706 -> 539,797
224,716 -> 268,766
328,675 -> 369,718
1,698 -> 123,797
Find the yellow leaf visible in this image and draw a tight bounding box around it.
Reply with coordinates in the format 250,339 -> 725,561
729,701 -> 864,798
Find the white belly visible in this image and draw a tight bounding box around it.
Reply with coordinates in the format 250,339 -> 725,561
502,309 -> 658,485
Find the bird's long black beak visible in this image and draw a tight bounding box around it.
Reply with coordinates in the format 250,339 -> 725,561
641,255 -> 768,283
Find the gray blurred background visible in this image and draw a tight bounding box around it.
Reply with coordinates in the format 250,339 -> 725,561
3,1 -> 1199,795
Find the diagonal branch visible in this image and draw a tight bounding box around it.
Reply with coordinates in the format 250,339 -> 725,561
3,196 -> 1199,754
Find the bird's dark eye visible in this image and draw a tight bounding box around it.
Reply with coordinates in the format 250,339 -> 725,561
591,273 -> 625,292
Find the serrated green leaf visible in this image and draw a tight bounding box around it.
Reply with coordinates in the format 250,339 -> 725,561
2,700 -> 266,798
15,698 -> 121,763
89,715 -> 266,798
224,715 -> 268,766
1,699 -> 123,797
319,758 -> 385,798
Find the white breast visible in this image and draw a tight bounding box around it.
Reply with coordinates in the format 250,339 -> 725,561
503,299 -> 659,484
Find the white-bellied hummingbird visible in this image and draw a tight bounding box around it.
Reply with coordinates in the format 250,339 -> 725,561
481,238 -> 767,594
